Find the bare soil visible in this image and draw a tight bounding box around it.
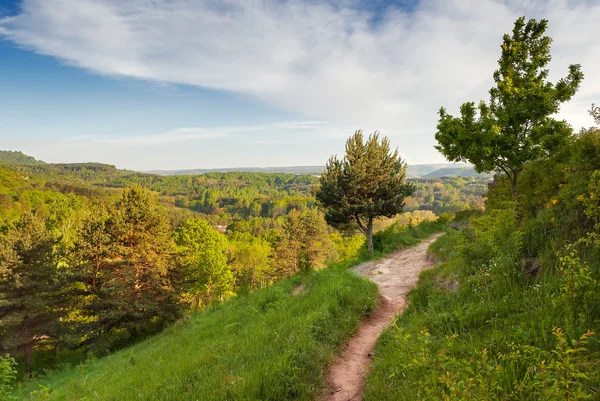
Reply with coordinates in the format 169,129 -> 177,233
322,233 -> 444,401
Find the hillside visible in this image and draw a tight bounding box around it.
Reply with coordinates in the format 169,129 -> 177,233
423,166 -> 492,178
0,150 -> 44,165
8,222 -> 442,400
146,165 -> 327,176
13,269 -> 378,400
145,163 -> 480,178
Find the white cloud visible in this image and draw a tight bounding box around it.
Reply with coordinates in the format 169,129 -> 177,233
1,0 -> 599,166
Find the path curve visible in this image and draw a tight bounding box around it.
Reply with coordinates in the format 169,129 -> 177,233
322,233 -> 444,401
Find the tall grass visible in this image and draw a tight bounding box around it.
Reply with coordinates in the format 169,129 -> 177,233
15,269 -> 378,400
363,215 -> 600,400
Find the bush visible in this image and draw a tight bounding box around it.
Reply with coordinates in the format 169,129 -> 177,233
0,355 -> 17,400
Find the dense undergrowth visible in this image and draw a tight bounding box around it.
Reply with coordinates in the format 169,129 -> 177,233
364,127 -> 600,400
13,269 -> 378,400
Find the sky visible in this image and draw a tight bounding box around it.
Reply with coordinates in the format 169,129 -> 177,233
0,0 -> 599,171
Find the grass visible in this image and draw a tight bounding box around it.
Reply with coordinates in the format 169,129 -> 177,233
14,269 -> 378,400
363,218 -> 600,400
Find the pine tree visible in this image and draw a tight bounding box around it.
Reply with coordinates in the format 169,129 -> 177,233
76,186 -> 180,351
0,213 -> 64,375
316,131 -> 414,253
274,209 -> 336,276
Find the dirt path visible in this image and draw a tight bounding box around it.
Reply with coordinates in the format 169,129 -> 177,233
322,233 -> 444,401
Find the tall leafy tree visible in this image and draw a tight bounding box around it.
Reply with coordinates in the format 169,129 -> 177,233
173,218 -> 234,309
316,130 -> 413,253
0,213 -> 64,375
435,17 -> 583,200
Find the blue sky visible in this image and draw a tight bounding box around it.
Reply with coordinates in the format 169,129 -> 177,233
1,0 -> 599,170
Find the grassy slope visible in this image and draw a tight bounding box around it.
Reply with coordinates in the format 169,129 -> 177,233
16,270 -> 378,401
364,227 -> 600,400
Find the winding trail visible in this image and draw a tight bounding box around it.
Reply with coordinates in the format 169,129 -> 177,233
322,233 -> 444,401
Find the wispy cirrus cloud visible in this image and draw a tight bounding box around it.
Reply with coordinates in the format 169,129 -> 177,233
1,0 -> 599,168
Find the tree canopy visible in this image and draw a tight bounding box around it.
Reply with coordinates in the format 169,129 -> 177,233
435,17 -> 583,200
316,130 -> 414,253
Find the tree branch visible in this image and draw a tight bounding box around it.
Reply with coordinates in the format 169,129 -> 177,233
497,164 -> 513,181
354,214 -> 367,234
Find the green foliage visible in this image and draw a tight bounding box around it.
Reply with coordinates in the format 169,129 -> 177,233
174,218 -> 234,308
404,176 -> 487,214
0,151 -> 43,165
590,104 -> 600,126
14,269 -> 378,400
372,221 -> 444,255
0,355 -> 17,400
73,187 -> 181,354
363,139 -> 600,400
228,231 -> 273,292
317,130 -> 414,252
435,17 -> 583,199
274,209 -> 336,276
0,213 -> 64,375
535,328 -> 595,401
555,241 -> 597,321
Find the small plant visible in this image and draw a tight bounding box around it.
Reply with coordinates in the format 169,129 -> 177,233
534,328 -> 595,400
554,243 -> 597,322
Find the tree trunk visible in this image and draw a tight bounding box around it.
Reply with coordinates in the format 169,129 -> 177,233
510,171 -> 521,221
366,217 -> 374,254
20,317 -> 33,377
23,342 -> 33,378
510,172 -> 518,201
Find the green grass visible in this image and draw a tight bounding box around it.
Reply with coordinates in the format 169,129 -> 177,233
363,223 -> 600,401
15,269 -> 378,400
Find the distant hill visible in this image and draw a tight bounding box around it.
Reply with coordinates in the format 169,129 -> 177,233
147,163 -> 482,178
145,165 -> 326,176
0,150 -> 44,165
1,150 -> 488,179
406,164 -> 463,178
423,167 -> 492,179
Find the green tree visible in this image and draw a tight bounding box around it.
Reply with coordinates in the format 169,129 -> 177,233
316,130 -> 414,253
275,209 -> 336,276
0,213 -> 63,375
435,17 -> 583,201
174,218 -> 234,309
228,232 -> 273,291
78,186 -> 180,351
